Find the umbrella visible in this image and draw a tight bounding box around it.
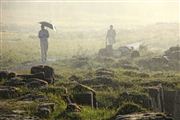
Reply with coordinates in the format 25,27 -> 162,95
39,21 -> 56,31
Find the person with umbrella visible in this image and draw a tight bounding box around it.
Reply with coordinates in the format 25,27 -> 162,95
38,21 -> 55,62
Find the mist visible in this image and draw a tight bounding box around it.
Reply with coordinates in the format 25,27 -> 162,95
1,0 -> 179,28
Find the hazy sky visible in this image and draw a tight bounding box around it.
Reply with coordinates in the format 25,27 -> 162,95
1,0 -> 179,28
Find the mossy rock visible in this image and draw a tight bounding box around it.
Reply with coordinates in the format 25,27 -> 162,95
72,84 -> 96,94
116,102 -> 146,115
113,92 -> 151,109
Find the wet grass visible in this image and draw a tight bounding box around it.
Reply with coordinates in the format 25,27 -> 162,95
1,31 -> 180,120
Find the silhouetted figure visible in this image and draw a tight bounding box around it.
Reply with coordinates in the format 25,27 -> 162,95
106,25 -> 116,48
38,25 -> 49,62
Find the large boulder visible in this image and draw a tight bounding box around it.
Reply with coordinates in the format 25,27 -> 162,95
31,65 -> 55,84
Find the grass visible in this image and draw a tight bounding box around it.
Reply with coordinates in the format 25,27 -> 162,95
80,107 -> 115,120
0,30 -> 180,120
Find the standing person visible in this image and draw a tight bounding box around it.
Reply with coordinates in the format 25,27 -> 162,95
106,25 -> 116,49
38,25 -> 49,62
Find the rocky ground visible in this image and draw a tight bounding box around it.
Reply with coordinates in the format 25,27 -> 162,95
0,46 -> 180,120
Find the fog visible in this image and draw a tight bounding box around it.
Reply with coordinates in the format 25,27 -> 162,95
1,0 -> 179,29
1,0 -> 180,57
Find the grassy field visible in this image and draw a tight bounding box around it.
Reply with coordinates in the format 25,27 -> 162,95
0,24 -> 180,120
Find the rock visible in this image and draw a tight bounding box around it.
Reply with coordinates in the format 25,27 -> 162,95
115,102 -> 146,115
31,65 -> 55,84
137,56 -> 169,71
26,78 -> 48,88
164,45 -> 180,60
167,51 -> 180,60
31,65 -> 44,74
152,56 -> 169,64
36,107 -> 51,118
145,85 -> 164,112
61,95 -> 73,104
17,72 -> 45,81
4,77 -> 25,87
0,86 -> 19,99
72,84 -> 97,108
98,45 -> 113,57
0,71 -> 9,80
18,93 -> 47,101
69,75 -> 81,81
164,90 -> 176,115
114,112 -> 173,120
0,114 -> 40,120
118,46 -> 132,56
8,72 -> 16,79
113,92 -> 152,109
131,50 -> 140,58
38,103 -> 55,112
73,92 -> 97,108
36,103 -> 55,118
174,90 -> 180,120
96,68 -> 114,78
72,84 -> 96,94
66,103 -> 81,112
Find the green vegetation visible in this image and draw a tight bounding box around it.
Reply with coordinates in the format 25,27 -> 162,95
0,23 -> 180,120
